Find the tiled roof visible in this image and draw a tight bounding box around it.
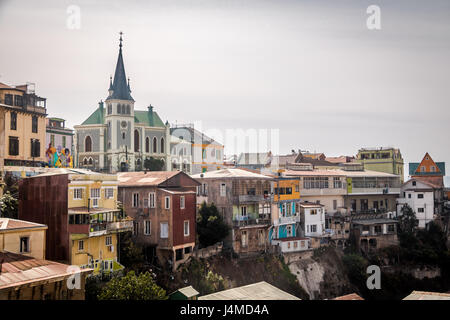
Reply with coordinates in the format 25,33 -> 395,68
0,251 -> 92,290
199,281 -> 300,300
0,218 -> 47,231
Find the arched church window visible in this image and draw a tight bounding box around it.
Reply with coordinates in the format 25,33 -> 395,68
145,137 -> 150,153
122,104 -> 126,114
122,132 -> 126,140
107,104 -> 112,115
161,137 -> 165,154
126,105 -> 130,114
134,130 -> 140,152
117,104 -> 121,114
85,136 -> 92,152
88,158 -> 93,165
153,137 -> 157,153
83,158 -> 88,165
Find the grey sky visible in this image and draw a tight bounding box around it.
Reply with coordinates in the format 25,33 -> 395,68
0,0 -> 449,181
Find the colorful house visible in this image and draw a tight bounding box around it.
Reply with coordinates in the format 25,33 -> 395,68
355,147 -> 404,182
18,168 -> 133,274
45,117 -> 74,168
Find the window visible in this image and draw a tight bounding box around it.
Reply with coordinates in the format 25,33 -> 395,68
145,137 -> 150,153
310,209 -> 317,215
10,112 -> 17,130
105,188 -> 114,199
408,194 -> 411,199
420,166 -> 425,172
30,139 -> 40,157
90,188 -> 100,207
333,177 -> 342,188
333,200 -> 337,210
107,104 -> 112,114
73,188 -> 83,200
85,136 -> 92,152
310,225 -> 317,233
287,225 -> 293,237
160,222 -> 169,238
50,134 -> 55,147
134,130 -> 140,152
220,183 -> 226,197
132,193 -> 139,207
117,104 -> 121,114
105,236 -> 112,246
412,181 -> 416,186
126,105 -> 130,114
180,196 -> 185,209
8,136 -> 19,156
149,192 -> 156,208
418,208 -> 424,213
184,221 -> 190,236
258,229 -> 265,245
165,196 -> 170,209
241,230 -> 247,247
32,116 -> 38,133
418,194 -> 424,199
430,166 -> 436,172
4,94 -> 13,105
20,237 -> 29,253
388,224 -> 395,232
78,240 -> 84,251
295,184 -> 299,192
374,225 -> 382,234
160,137 -> 165,154
144,221 -> 151,235
240,206 -> 247,218
153,137 -> 157,153
14,95 -> 23,107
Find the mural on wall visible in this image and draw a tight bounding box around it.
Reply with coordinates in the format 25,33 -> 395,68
45,143 -> 73,168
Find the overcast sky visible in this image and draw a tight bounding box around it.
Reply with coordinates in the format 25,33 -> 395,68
0,0 -> 449,181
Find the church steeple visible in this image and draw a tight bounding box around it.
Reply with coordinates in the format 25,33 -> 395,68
107,32 -> 134,101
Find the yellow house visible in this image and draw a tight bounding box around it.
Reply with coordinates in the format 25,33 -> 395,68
0,218 -> 47,260
0,82 -> 47,167
67,171 -> 133,274
273,178 -> 301,202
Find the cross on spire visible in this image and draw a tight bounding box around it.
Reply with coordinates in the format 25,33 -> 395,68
119,31 -> 123,48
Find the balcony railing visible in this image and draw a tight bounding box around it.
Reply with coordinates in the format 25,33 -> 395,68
233,218 -> 271,227
238,194 -> 271,203
107,220 -> 133,233
274,215 -> 301,226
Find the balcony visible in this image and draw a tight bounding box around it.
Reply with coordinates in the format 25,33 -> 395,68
238,194 -> 270,203
233,218 -> 271,227
274,215 -> 301,226
349,187 -> 400,195
107,220 -> 133,233
89,223 -> 108,237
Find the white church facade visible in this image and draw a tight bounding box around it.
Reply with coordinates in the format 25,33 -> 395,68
74,35 -> 171,173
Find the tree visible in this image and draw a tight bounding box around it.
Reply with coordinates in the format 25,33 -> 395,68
197,202 -> 229,248
119,231 -> 145,272
0,191 -> 18,219
98,271 -> 167,300
144,157 -> 165,171
398,204 -> 418,235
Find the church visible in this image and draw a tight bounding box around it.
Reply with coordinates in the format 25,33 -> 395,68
74,34 -> 171,172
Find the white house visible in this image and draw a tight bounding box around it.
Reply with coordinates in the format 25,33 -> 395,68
300,202 -> 325,237
397,178 -> 435,228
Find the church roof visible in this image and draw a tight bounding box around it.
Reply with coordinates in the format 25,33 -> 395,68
81,106 -> 166,128
107,34 -> 134,101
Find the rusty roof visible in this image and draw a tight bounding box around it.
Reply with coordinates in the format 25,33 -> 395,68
118,171 -> 183,187
0,251 -> 92,290
333,293 -> 364,300
0,218 -> 47,231
403,291 -> 450,300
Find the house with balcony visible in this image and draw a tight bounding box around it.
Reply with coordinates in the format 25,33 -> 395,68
18,168 -> 132,274
299,202 -> 326,248
351,216 -> 398,253
269,177 -> 307,253
192,168 -> 273,256
343,164 -> 401,215
118,171 -> 200,270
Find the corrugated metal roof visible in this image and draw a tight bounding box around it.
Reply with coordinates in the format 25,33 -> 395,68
198,281 -> 300,300
0,251 -> 92,289
191,168 -> 273,180
333,293 -> 364,300
0,218 -> 47,231
177,286 -> 199,298
118,171 -> 180,186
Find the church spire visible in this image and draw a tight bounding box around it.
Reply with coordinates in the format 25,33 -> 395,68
107,32 -> 134,101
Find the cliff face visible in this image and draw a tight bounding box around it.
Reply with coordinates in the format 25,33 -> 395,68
287,248 -> 357,299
